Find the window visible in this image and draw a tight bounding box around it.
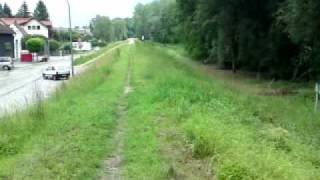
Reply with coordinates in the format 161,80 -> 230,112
37,26 -> 40,30
32,26 -> 36,30
28,26 -> 31,30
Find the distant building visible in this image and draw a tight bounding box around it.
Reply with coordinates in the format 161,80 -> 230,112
1,18 -> 52,38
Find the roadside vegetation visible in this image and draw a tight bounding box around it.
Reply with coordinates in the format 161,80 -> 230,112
133,0 -> 320,81
0,43 -> 130,179
122,42 -> 320,179
1,0 -> 320,178
74,41 -> 124,65
1,40 -> 320,179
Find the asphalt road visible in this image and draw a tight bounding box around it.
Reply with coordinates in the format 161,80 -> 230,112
0,56 -> 78,116
0,40 -> 132,117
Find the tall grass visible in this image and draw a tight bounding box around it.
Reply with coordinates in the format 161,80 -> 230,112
123,42 -> 320,179
0,43 -> 130,179
1,41 -> 319,179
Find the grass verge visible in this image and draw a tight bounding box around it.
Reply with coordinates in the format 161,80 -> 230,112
0,43 -> 129,179
1,41 -> 320,179
74,41 -> 124,66
121,42 -> 320,179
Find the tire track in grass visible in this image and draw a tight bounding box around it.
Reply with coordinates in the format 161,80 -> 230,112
101,42 -> 134,180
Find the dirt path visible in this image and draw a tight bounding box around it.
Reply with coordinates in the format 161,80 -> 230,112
101,44 -> 134,180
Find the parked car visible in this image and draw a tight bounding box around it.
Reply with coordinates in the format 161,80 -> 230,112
42,66 -> 71,80
0,57 -> 14,70
40,55 -> 49,62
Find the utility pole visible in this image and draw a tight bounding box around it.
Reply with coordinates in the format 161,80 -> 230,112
66,0 -> 74,76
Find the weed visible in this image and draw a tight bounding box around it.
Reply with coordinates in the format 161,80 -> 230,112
219,164 -> 255,180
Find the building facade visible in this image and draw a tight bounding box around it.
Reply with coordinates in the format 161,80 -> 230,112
0,24 -> 14,57
0,18 -> 52,59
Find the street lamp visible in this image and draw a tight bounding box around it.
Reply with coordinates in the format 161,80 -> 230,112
66,0 -> 74,76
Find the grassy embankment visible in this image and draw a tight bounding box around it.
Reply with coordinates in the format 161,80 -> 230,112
0,42 -> 131,179
121,42 -> 320,179
74,41 -> 124,65
1,41 -> 320,179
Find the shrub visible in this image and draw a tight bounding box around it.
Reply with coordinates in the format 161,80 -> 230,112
97,41 -> 107,47
26,38 -> 45,53
60,43 -> 71,51
49,39 -> 60,52
22,35 -> 46,49
219,164 -> 255,180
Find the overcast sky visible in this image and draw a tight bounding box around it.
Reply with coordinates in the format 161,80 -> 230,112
0,0 -> 153,27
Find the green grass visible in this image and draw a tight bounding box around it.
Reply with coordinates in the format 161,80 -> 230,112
1,41 -> 320,179
121,42 -> 320,179
74,41 -> 124,65
0,43 -> 130,179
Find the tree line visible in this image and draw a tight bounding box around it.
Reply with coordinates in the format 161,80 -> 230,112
131,0 -> 320,81
0,0 -> 49,20
90,16 -> 133,44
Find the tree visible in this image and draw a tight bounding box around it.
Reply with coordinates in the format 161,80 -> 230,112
175,0 -> 298,78
133,3 -> 148,39
112,18 -> 128,41
49,40 -> 60,52
34,0 -> 49,20
133,0 -> 178,43
278,0 -> 320,79
16,1 -> 31,18
129,0 -> 320,80
61,43 -> 71,52
126,18 -> 135,38
3,3 -> 12,17
26,38 -> 45,53
90,15 -> 114,42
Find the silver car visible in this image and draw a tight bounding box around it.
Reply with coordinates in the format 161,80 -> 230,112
42,66 -> 71,80
0,57 -> 14,70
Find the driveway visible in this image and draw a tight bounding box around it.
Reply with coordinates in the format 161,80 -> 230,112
0,56 -> 79,116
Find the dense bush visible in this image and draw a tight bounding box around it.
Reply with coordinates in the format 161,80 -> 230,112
25,37 -> 45,53
49,39 -> 60,52
133,0 -> 320,80
97,41 -> 107,47
61,43 -> 71,51
22,35 -> 45,50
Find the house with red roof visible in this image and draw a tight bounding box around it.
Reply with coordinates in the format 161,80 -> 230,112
0,17 -> 52,59
1,17 -> 52,38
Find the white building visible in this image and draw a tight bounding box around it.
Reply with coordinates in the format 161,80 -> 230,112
9,24 -> 27,59
0,18 -> 52,59
23,19 -> 51,38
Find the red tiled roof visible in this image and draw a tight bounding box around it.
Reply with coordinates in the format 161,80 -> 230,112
0,18 -> 32,25
0,18 -> 52,28
40,20 -> 52,27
